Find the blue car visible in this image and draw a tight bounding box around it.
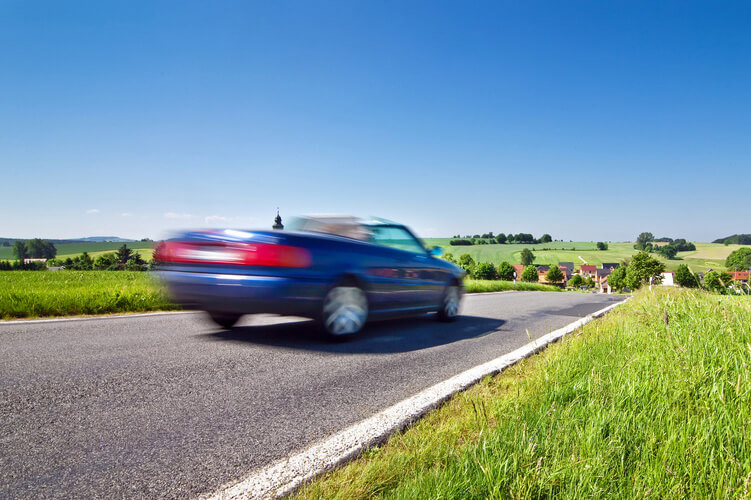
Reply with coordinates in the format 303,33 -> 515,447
154,216 -> 465,339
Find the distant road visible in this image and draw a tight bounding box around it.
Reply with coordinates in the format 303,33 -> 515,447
0,291 -> 624,498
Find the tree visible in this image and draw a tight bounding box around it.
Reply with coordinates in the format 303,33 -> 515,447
545,265 -> 564,283
94,253 -> 118,270
568,274 -> 584,288
596,241 -> 608,251
497,261 -> 514,281
473,262 -> 497,280
520,248 -> 535,266
26,238 -> 57,259
608,266 -> 628,290
457,254 -> 476,274
674,264 -> 699,288
655,244 -> 678,260
634,232 -> 655,251
442,253 -> 456,264
521,265 -> 538,282
539,234 -> 552,243
495,233 -> 507,244
515,233 -> 536,244
115,244 -> 133,267
13,241 -> 28,268
725,247 -> 751,271
625,251 -> 665,289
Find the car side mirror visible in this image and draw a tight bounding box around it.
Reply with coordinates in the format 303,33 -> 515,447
428,246 -> 443,257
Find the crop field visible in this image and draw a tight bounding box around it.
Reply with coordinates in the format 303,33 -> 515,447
424,239 -> 745,273
0,271 -> 176,319
0,241 -> 154,261
295,288 -> 751,499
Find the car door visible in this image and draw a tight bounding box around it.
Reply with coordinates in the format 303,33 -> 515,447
368,226 -> 442,310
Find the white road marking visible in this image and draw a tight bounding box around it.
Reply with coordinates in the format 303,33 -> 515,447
0,310 -> 195,326
204,299 -> 628,500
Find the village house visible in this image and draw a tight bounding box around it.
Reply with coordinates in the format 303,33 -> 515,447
730,271 -> 749,284
661,271 -> 675,286
579,264 -> 597,278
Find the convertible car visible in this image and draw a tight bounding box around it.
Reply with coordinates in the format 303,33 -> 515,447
154,216 -> 465,339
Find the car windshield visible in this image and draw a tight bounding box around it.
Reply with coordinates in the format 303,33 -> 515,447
368,225 -> 426,255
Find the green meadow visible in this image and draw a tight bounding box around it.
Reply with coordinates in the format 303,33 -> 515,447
0,241 -> 154,261
294,288 -> 751,499
424,239 -> 746,273
0,271 -> 175,319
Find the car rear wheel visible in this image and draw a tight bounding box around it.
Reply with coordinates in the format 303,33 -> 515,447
207,311 -> 242,329
436,284 -> 461,322
321,285 -> 368,339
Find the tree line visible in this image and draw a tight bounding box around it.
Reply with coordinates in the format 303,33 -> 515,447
634,232 -> 696,259
450,232 -> 553,246
1,240 -> 150,271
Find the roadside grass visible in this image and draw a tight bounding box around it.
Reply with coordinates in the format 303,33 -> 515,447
293,288 -> 751,499
464,279 -> 561,293
0,271 -> 177,319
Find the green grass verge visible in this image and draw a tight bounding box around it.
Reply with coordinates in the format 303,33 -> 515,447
0,271 -> 177,319
464,279 -> 561,293
293,289 -> 751,499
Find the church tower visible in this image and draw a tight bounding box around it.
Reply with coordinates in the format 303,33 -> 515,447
272,209 -> 284,230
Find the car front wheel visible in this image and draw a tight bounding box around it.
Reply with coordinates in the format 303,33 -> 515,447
321,285 -> 368,339
437,284 -> 461,322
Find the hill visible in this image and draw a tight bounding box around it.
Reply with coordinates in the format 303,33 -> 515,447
712,234 -> 751,245
422,239 -> 745,273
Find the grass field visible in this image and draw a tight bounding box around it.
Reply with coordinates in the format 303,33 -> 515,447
0,241 -> 154,261
463,279 -> 560,293
294,288 -> 751,499
424,239 -> 747,273
0,271 -> 176,319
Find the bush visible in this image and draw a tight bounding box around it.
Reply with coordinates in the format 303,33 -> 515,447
704,271 -> 733,293
450,239 -> 474,246
596,241 -> 608,250
457,254 -> 476,274
568,274 -> 584,288
521,265 -> 538,282
608,266 -> 627,290
497,261 -> 514,281
473,262 -> 497,280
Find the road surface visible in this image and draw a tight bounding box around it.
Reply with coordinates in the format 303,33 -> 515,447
0,291 -> 624,498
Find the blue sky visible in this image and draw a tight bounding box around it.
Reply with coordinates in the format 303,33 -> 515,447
2,1 -> 749,241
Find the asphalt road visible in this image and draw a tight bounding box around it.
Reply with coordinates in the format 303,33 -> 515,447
0,291 -> 624,498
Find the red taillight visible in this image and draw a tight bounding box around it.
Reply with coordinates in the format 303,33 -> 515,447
155,241 -> 312,268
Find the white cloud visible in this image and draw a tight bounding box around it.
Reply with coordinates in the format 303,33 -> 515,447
86,209 -> 100,214
121,212 -> 133,217
164,212 -> 194,219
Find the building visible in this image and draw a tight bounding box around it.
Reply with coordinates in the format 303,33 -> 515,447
512,264 -> 525,279
579,265 -> 597,278
661,271 -> 675,286
272,209 -> 284,230
730,271 -> 750,283
601,263 -> 620,271
558,262 -> 574,277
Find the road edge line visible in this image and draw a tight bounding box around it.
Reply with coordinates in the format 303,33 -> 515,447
0,310 -> 194,325
204,297 -> 629,500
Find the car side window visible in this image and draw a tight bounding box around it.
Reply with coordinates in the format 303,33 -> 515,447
369,226 -> 426,255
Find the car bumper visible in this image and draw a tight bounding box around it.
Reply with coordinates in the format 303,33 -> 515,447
157,271 -> 328,317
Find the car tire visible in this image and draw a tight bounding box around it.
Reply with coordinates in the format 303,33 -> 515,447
436,284 -> 461,322
320,283 -> 368,340
207,311 -> 242,329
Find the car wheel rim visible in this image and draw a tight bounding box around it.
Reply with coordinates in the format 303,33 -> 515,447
323,286 -> 367,335
444,286 -> 460,318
